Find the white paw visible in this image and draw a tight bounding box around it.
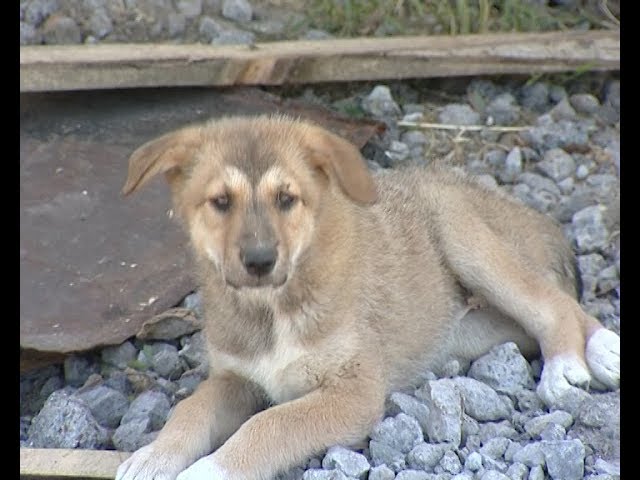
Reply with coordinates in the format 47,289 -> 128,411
537,354 -> 592,407
586,328 -> 620,389
116,443 -> 188,480
176,456 -> 230,480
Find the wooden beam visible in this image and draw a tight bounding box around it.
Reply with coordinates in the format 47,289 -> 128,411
20,448 -> 130,479
20,30 -> 619,92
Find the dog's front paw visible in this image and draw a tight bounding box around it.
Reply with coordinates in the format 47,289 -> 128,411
586,328 -> 620,389
176,456 -> 231,480
116,443 -> 188,480
537,354 -> 592,408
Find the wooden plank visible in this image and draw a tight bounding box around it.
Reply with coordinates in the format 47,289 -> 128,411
20,448 -> 130,479
20,30 -> 619,92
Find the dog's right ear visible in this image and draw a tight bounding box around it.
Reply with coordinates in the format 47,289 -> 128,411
122,126 -> 202,196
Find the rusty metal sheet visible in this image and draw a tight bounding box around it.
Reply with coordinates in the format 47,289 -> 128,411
20,87 -> 384,354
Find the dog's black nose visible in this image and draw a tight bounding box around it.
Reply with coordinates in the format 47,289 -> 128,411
241,246 -> 277,277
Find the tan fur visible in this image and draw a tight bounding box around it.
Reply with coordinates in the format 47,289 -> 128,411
117,115 -> 616,480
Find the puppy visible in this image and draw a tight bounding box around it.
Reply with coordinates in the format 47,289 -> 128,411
116,115 -> 619,480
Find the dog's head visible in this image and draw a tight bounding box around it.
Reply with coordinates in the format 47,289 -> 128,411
123,115 -> 377,291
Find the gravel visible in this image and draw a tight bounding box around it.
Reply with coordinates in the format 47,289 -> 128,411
19,18 -> 620,475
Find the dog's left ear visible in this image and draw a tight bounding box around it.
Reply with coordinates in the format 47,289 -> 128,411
303,125 -> 377,204
122,126 -> 202,196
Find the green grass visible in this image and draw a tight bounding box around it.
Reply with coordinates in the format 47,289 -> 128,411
302,0 -> 615,37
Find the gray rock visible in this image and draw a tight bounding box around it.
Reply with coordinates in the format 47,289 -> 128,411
498,147 -> 523,183
514,389 -> 545,414
322,446 -> 370,479
542,439 -> 585,480
604,80 -> 620,112
465,451 -> 483,471
25,0 -> 59,26
484,150 -> 506,168
176,0 -> 202,17
88,8 -> 113,38
150,344 -> 183,380
553,185 -> 596,223
475,174 -> 498,190
212,29 -> 255,45
520,120 -> 591,151
179,331 -> 210,370
517,172 -> 561,197
504,441 -> 522,462
536,148 -> 576,182
527,465 -> 544,480
578,253 -> 607,279
452,377 -> 511,422
524,411 -> 573,439
416,379 -> 463,446
177,367 -> 206,395
20,22 -> 41,45
76,385 -> 129,428
407,443 -> 452,471
511,442 -> 545,468
199,16 -> 224,41
439,450 -> 462,474
461,414 -> 480,443
557,176 -> 574,194
401,130 -> 427,147
121,390 -> 171,430
395,471 -> 432,480
597,265 -> 618,294
519,82 -> 550,113
42,14 -> 82,44
549,85 -> 568,103
577,392 -> 619,428
593,458 -> 620,475
585,174 -> 619,201
451,474 -> 473,480
369,440 -> 406,472
167,12 -> 187,37
539,423 -> 566,441
570,94 -> 601,115
505,462 -> 528,480
572,205 -> 610,253
548,98 -> 577,121
104,371 -> 134,396
222,0 -> 252,22
28,390 -> 109,449
371,413 -> 424,454
385,141 -> 411,163
468,343 -> 535,395
64,355 -> 99,387
387,392 -> 430,433
486,93 -> 520,125
363,85 -> 402,118
479,437 -> 510,459
112,416 -> 157,452
438,104 -> 480,126
102,341 -> 137,369
368,464 -> 395,480
301,470 -> 349,480
481,471 -> 510,480
478,421 -> 518,443
303,29 -> 333,40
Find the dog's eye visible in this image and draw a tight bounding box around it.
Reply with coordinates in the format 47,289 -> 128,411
209,194 -> 231,212
276,191 -> 296,211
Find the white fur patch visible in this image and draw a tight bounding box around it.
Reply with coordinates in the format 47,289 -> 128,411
537,354 -> 592,406
176,456 -> 230,480
115,444 -> 184,480
586,328 -> 620,389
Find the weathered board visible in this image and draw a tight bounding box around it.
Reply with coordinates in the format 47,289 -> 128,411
20,448 -> 130,479
20,30 -> 619,92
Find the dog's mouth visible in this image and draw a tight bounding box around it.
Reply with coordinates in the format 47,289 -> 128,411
225,273 -> 288,291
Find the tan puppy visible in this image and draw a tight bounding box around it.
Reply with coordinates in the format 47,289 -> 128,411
116,115 -> 619,480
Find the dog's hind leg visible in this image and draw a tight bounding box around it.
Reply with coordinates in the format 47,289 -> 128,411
435,214 -> 619,406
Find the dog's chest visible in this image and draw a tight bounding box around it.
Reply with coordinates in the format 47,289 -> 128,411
212,317 -> 318,404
